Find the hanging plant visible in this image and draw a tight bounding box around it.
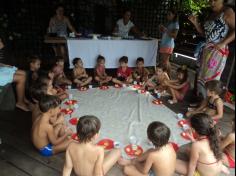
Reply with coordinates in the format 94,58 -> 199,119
182,0 -> 209,14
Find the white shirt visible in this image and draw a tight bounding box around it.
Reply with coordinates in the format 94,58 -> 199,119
116,19 -> 134,37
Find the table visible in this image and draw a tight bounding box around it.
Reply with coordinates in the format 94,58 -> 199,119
44,36 -> 66,44
67,38 -> 158,68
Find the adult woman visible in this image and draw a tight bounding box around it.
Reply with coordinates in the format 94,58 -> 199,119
189,0 -> 235,85
48,5 -> 79,58
113,9 -> 144,38
0,38 -> 29,111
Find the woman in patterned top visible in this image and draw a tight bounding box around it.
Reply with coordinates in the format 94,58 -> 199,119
189,0 -> 235,85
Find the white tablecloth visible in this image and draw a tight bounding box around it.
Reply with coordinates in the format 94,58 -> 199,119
67,39 -> 158,68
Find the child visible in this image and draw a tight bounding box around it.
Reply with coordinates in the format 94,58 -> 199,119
72,58 -> 92,87
38,75 -> 68,100
27,55 -> 41,86
143,64 -> 169,91
159,9 -> 179,76
175,113 -> 229,176
133,57 -> 150,83
186,80 -> 224,122
164,67 -> 190,104
52,56 -> 72,86
94,55 -> 112,85
63,115 -> 121,176
32,95 -> 73,156
221,118 -> 235,168
118,121 -> 176,176
112,56 -> 133,85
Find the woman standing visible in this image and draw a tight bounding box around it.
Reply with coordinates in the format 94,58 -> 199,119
159,9 -> 179,76
48,5 -> 79,58
189,0 -> 235,89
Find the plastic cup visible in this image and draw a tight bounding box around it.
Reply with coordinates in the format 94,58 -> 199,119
183,124 -> 190,131
157,93 -> 161,99
67,85 -> 72,90
89,85 -> 93,89
133,81 -> 137,85
69,94 -> 73,100
123,84 -> 126,88
177,113 -> 184,120
114,141 -> 121,149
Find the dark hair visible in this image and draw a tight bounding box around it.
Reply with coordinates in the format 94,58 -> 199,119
39,95 -> 61,113
205,80 -> 225,96
147,121 -> 170,149
119,56 -> 128,64
72,58 -> 82,66
177,67 -> 188,84
168,8 -> 179,22
97,55 -> 105,63
37,75 -> 51,85
156,63 -> 167,72
29,82 -> 47,103
77,115 -> 101,143
55,56 -> 64,63
28,55 -> 41,64
136,57 -> 144,64
123,8 -> 132,15
190,113 -> 222,160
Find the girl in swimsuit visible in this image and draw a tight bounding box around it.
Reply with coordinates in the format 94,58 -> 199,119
186,80 -> 224,122
221,118 -> 235,168
175,113 -> 229,176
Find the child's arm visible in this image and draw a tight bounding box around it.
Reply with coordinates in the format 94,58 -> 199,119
63,149 -> 73,176
134,153 -> 154,175
211,99 -> 224,120
187,143 -> 199,176
47,126 -> 71,145
220,133 -> 235,150
164,81 -> 187,90
94,147 -> 105,176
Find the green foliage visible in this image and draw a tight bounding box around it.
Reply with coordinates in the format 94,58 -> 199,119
182,0 -> 209,14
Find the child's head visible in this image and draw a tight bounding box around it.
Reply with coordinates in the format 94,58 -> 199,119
28,55 -> 41,72
205,80 -> 224,97
30,82 -> 47,104
147,121 -> 170,149
76,115 -> 101,143
190,113 -> 222,160
119,56 -> 128,68
97,55 -> 105,66
38,75 -> 53,91
55,56 -> 65,67
167,8 -> 178,22
39,95 -> 61,122
177,67 -> 188,84
73,58 -> 83,68
136,57 -> 144,68
155,64 -> 167,75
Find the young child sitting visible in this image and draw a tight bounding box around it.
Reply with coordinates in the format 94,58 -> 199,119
186,80 -> 224,122
32,95 -> 73,156
27,55 -> 41,86
133,57 -> 150,83
175,113 -> 229,176
38,74 -> 68,101
94,55 -> 112,85
112,56 -> 133,86
63,115 -> 121,176
118,121 -> 176,176
221,118 -> 235,168
52,56 -> 72,86
143,64 -> 169,91
163,67 -> 190,104
72,58 -> 92,87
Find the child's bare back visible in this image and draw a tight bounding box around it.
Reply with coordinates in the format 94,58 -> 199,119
66,141 -> 104,176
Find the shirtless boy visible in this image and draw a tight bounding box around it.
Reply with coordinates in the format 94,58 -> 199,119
72,58 -> 92,87
32,95 -> 73,156
63,115 -> 121,176
118,121 -> 176,176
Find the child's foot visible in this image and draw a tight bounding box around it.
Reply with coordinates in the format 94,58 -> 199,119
118,158 -> 131,166
16,102 -> 30,112
168,99 -> 178,104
